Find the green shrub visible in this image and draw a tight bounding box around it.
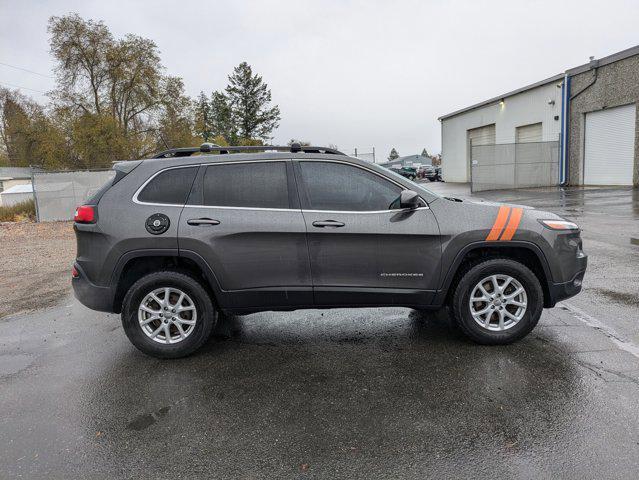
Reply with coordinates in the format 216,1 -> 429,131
0,199 -> 36,222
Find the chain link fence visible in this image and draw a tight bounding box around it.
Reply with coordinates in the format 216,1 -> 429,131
32,169 -> 115,221
470,141 -> 559,192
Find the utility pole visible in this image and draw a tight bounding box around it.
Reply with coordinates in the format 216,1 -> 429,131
354,147 -> 358,158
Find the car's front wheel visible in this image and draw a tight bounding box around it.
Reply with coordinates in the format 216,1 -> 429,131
121,271 -> 217,358
451,258 -> 543,344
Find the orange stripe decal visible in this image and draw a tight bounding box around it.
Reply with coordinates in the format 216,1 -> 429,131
486,206 -> 511,241
500,207 -> 523,241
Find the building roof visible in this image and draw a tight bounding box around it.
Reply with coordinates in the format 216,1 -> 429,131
438,73 -> 564,121
0,167 -> 32,180
0,183 -> 33,194
566,44 -> 639,75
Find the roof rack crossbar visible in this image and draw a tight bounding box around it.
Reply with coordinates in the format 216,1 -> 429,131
152,143 -> 344,158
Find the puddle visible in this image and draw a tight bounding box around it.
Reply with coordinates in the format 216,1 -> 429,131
592,288 -> 639,307
126,406 -> 171,431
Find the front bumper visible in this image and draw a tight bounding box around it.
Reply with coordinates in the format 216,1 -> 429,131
546,253 -> 588,307
72,263 -> 116,313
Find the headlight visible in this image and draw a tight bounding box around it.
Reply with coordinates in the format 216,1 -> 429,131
539,219 -> 580,231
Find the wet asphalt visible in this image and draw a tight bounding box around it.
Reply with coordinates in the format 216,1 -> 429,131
1,184 -> 639,479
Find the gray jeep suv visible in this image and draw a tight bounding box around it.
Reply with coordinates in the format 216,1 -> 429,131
72,143 -> 587,358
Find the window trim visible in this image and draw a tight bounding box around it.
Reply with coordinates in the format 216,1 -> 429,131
133,158 -> 428,213
294,159 -> 427,213
133,160 -> 292,210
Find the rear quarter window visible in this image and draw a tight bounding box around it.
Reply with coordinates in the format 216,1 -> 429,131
137,167 -> 198,205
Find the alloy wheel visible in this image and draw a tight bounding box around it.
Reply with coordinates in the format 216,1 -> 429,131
469,274 -> 527,331
138,287 -> 197,344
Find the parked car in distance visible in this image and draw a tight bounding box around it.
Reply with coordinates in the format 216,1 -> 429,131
397,166 -> 418,180
72,143 -> 587,358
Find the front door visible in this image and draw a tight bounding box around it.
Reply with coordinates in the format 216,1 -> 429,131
294,160 -> 441,306
178,160 -> 312,309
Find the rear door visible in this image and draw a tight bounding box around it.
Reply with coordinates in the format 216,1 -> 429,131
178,160 -> 312,309
294,160 -> 441,306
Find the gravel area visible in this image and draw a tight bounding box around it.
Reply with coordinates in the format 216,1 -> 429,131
0,221 -> 75,318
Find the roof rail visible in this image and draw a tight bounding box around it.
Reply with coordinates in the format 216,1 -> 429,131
152,142 -> 344,158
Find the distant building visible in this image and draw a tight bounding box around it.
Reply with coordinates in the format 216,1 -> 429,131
439,44 -> 639,186
0,167 -> 32,206
0,183 -> 33,207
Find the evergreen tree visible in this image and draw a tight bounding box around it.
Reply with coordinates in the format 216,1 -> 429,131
225,62 -> 281,141
193,91 -> 213,141
388,148 -> 399,160
210,91 -> 235,143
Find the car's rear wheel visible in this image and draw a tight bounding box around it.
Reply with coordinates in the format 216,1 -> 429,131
451,258 -> 543,344
121,271 -> 217,358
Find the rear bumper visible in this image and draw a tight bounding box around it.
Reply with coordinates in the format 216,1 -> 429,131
72,263 -> 116,313
546,254 -> 588,307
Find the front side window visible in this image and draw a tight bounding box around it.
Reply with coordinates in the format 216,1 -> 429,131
203,162 -> 289,209
298,161 -> 402,211
137,167 -> 197,205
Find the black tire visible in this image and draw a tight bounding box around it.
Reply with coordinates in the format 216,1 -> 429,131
121,270 -> 217,358
450,258 -> 543,345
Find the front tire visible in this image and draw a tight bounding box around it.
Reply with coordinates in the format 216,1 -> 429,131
450,258 -> 543,345
121,271 -> 217,358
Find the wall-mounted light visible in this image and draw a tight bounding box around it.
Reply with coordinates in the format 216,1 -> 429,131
548,99 -> 555,106
499,99 -> 505,109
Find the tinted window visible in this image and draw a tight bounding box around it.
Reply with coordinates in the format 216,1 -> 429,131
137,167 -> 197,204
203,162 -> 289,208
299,162 -> 402,211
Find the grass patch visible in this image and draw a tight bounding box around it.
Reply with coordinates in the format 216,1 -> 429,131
0,199 -> 36,222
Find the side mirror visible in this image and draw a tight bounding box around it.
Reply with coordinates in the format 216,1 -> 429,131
400,189 -> 421,209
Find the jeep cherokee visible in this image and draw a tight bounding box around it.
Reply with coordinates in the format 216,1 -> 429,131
72,143 -> 587,358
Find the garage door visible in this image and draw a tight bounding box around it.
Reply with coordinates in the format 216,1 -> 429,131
516,122 -> 542,143
467,124 -> 496,180
468,124 -> 496,146
584,104 -> 636,185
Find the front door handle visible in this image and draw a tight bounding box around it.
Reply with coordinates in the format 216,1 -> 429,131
187,218 -> 220,226
312,220 -> 345,228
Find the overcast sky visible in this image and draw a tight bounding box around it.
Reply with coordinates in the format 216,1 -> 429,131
1,0 -> 638,161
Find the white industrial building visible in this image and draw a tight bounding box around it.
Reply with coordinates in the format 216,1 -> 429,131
439,74 -> 564,183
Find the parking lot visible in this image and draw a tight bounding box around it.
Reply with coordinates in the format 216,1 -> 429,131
1,183 -> 638,479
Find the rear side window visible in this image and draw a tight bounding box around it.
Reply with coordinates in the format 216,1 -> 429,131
298,161 -> 402,211
203,162 -> 289,208
137,167 -> 197,205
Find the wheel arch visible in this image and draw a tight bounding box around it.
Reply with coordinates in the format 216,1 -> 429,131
111,249 -> 224,314
436,241 -> 554,308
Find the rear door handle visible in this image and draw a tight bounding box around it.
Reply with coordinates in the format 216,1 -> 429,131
312,220 -> 345,228
187,218 -> 220,226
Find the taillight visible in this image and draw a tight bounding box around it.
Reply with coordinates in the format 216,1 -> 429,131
74,205 -> 95,223
71,265 -> 79,278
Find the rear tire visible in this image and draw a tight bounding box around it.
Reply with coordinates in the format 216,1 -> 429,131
121,270 -> 217,358
450,258 -> 543,345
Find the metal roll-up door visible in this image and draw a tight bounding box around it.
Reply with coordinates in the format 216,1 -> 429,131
516,122 -> 542,143
468,124 -> 496,146
584,104 -> 636,185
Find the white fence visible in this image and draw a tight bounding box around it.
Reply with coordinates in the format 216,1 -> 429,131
32,170 -> 114,221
